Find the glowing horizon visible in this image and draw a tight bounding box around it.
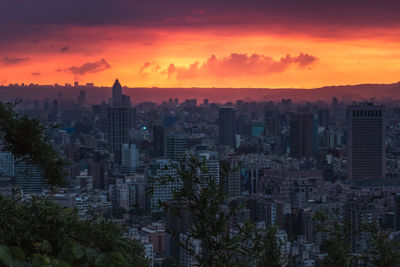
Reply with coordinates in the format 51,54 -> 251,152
2,1 -> 400,89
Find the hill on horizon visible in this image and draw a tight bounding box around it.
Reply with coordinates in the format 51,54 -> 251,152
1,81 -> 400,104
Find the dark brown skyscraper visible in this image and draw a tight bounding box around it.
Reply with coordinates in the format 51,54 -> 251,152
219,107 -> 236,148
347,103 -> 385,179
289,113 -> 314,158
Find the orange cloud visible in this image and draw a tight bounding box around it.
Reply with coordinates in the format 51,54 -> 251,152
154,53 -> 317,79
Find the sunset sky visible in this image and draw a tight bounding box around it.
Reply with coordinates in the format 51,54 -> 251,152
2,0 -> 400,88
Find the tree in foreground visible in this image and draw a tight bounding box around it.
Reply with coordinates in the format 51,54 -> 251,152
0,196 -> 147,266
313,211 -> 400,267
0,101 -> 67,187
0,101 -> 147,266
363,223 -> 400,267
313,211 -> 353,267
153,155 -> 286,267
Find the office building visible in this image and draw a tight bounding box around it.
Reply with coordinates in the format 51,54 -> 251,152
289,113 -> 318,158
107,107 -> 129,152
165,133 -> 188,161
149,159 -> 181,213
112,79 -> 123,106
196,150 -> 220,186
344,196 -> 379,252
0,152 -> 14,177
226,155 -> 241,197
153,125 -> 165,157
107,80 -> 132,153
347,103 -> 385,179
219,107 -> 236,147
121,143 -> 139,175
15,161 -> 45,193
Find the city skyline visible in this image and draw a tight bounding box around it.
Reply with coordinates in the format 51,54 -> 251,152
2,1 -> 400,266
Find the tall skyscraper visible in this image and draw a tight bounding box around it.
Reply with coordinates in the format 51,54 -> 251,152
112,79 -> 123,106
107,79 -> 133,154
107,107 -> 129,152
153,125 -> 165,157
219,107 -> 235,147
347,103 -> 385,179
289,113 -> 314,158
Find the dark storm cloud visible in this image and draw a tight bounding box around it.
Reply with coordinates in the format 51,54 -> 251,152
61,58 -> 110,75
0,56 -> 30,65
1,0 -> 400,28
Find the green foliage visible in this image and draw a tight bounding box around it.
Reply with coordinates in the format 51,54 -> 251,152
152,155 -> 286,267
313,212 -> 400,267
161,256 -> 178,267
0,196 -> 147,267
313,211 -> 353,267
363,223 -> 400,267
0,101 -> 67,187
252,226 -> 286,267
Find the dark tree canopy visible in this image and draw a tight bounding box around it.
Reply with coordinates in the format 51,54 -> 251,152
0,196 -> 148,266
0,101 -> 67,187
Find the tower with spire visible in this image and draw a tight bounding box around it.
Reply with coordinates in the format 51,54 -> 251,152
112,79 -> 122,106
112,79 -> 131,108
107,79 -> 135,157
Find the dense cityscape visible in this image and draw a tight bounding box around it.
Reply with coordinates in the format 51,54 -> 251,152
1,78 -> 400,266
4,0 -> 400,266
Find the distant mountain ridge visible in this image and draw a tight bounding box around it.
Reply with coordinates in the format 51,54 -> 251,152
1,81 -> 400,104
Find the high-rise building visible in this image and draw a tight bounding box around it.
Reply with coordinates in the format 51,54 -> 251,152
226,155 -> 241,197
107,107 -> 129,152
219,107 -> 235,147
15,161 -> 45,193
149,159 -> 181,213
112,79 -> 123,107
344,196 -> 379,253
132,174 -> 146,209
153,125 -> 165,157
0,152 -> 14,177
318,109 -> 330,127
165,133 -> 188,160
347,103 -> 385,179
121,143 -> 139,175
107,79 -> 132,153
195,150 -> 220,186
289,113 -> 318,158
